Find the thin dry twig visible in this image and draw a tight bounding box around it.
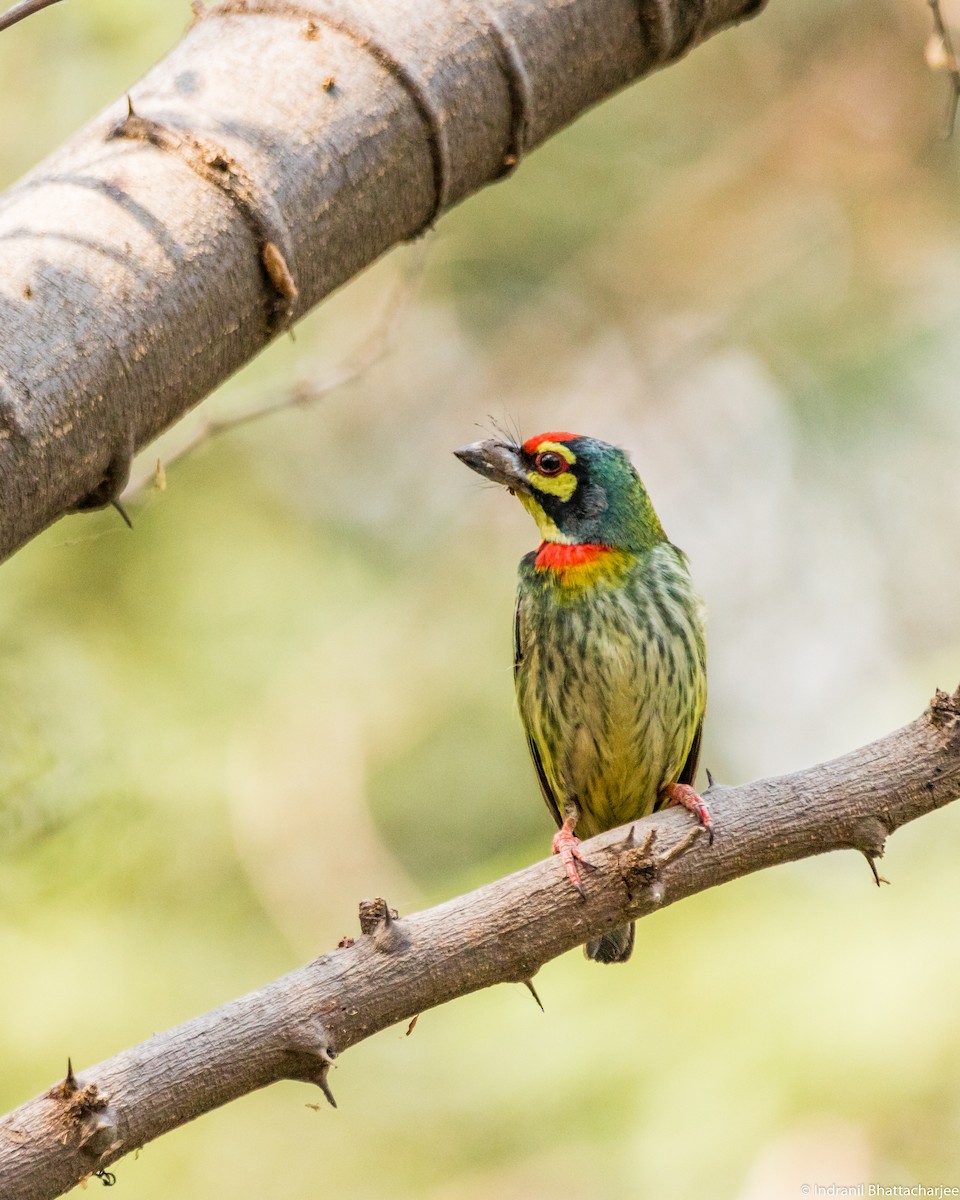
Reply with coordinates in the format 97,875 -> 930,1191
927,0 -> 960,137
0,0 -> 65,34
122,243 -> 429,502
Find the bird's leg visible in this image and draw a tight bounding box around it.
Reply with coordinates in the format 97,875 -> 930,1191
551,814 -> 588,897
663,782 -> 714,845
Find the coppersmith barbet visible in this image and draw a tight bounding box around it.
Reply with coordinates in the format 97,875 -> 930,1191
455,431 -> 710,963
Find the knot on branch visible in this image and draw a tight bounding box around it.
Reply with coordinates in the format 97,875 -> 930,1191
848,817 -> 890,886
108,108 -> 299,332
0,379 -> 31,445
930,685 -> 960,729
853,815 -> 888,861
616,823 -> 705,909
48,1061 -> 121,1162
72,440 -> 135,515
283,1020 -> 338,1108
358,897 -> 407,953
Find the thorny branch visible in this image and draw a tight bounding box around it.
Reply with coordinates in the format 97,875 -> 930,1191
1,688 -> 959,1200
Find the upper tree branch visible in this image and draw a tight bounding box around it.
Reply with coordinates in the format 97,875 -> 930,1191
0,0 -> 65,34
1,688 -> 958,1200
0,0 -> 766,561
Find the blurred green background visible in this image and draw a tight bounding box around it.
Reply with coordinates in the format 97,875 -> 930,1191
2,0 -> 960,1196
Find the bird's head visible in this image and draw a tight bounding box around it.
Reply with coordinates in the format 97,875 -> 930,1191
455,431 -> 666,551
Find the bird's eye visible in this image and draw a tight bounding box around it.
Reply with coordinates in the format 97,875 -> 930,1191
536,451 -> 565,476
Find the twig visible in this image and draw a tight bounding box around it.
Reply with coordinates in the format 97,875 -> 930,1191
0,0 -> 65,34
122,244 -> 428,502
1,687 -> 958,1200
928,0 -> 960,137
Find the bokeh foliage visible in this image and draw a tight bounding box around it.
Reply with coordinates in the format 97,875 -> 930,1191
2,0 -> 960,1196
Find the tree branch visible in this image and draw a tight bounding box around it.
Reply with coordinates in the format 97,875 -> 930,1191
0,0 -> 66,35
0,0 -> 767,562
2,688 -> 958,1200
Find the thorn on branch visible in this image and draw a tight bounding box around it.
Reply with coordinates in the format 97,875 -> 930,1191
522,979 -> 544,1012
50,1058 -> 79,1100
862,852 -> 890,888
315,1062 -> 337,1109
617,823 -> 637,850
111,499 -> 133,530
313,1042 -> 339,1109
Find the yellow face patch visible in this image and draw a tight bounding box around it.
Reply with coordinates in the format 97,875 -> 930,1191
526,440 -> 578,502
517,493 -> 576,542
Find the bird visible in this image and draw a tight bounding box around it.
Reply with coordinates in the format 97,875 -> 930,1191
455,430 -> 709,963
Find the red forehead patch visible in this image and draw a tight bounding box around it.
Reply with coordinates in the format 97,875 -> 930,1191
521,431 -> 578,455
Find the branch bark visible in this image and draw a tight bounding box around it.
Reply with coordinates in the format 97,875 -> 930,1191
0,0 -> 765,561
2,688 -> 958,1200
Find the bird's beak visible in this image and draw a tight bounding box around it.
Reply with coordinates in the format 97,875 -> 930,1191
454,439 -> 531,495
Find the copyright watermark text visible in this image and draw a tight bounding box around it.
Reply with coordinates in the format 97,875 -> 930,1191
800,1188 -> 960,1198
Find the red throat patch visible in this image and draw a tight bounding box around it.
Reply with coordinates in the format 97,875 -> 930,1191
535,542 -> 611,571
521,431 -> 578,455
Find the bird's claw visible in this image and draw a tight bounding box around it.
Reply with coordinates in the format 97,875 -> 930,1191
552,819 -> 589,896
664,783 -> 714,845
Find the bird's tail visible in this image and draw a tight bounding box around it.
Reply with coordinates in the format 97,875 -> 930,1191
584,921 -> 635,964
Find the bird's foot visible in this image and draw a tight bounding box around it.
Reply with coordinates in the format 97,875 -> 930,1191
664,783 -> 714,845
551,817 -> 589,897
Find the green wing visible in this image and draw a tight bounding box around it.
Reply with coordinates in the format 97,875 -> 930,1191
649,717 -> 703,814
677,716 -> 703,788
514,591 -> 563,830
